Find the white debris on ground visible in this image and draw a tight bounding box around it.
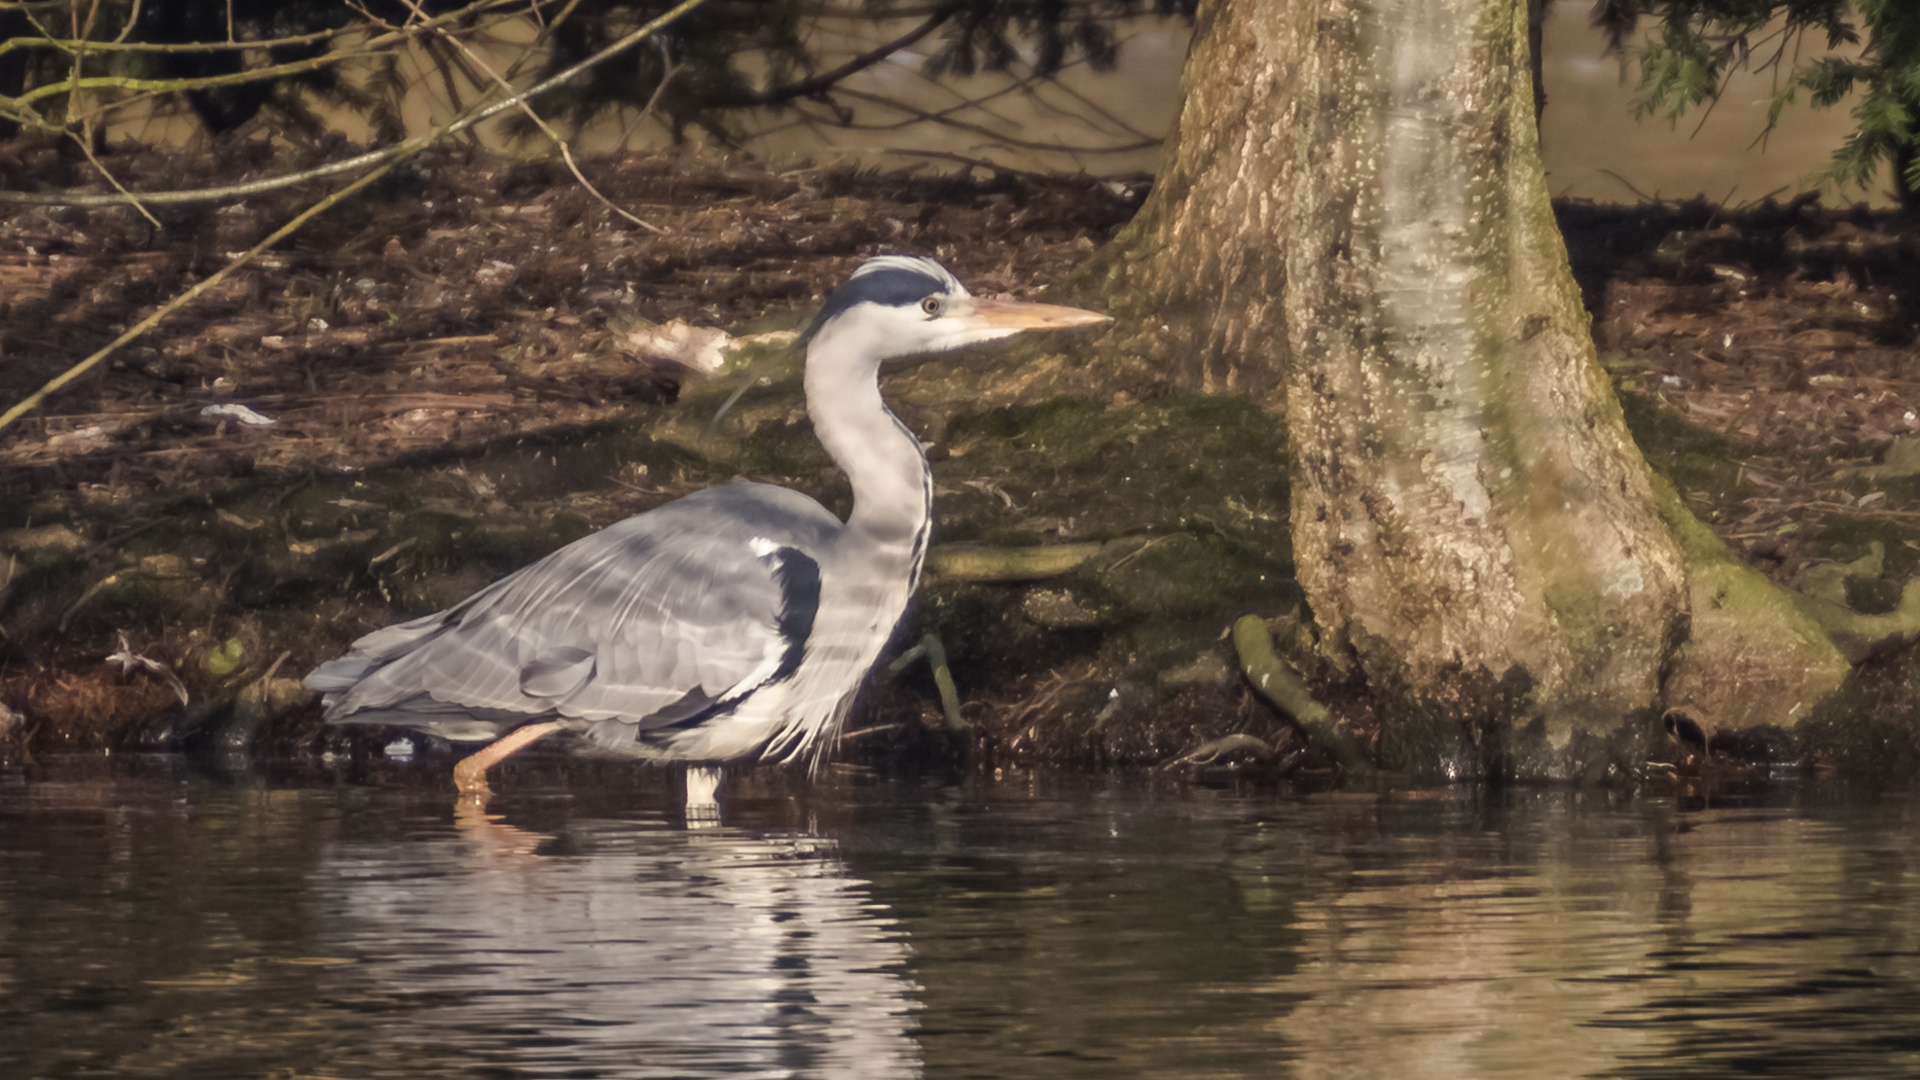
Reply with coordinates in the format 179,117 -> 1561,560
610,314 -> 797,375
105,631 -> 190,705
199,403 -> 278,426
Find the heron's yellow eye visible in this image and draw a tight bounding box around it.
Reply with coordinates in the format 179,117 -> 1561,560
920,295 -> 943,316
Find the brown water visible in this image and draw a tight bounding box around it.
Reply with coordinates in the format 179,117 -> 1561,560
3,759 -> 1918,1079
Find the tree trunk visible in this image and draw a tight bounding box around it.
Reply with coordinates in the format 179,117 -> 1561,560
1094,0 -> 1847,773
1074,0 -> 1301,405
1284,0 -> 1688,763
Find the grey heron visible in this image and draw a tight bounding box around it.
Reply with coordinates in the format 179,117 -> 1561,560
305,255 -> 1107,806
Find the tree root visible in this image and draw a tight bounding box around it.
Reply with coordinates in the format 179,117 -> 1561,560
926,541 -> 1108,582
1231,614 -> 1372,774
1653,475 -> 1852,733
1788,579 -> 1920,664
1772,539 -> 1920,661
885,632 -> 968,732
1166,732 -> 1274,767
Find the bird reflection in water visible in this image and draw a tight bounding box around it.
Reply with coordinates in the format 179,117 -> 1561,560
316,803 -> 923,1078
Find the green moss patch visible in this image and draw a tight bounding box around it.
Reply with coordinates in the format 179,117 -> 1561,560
936,391 -> 1292,550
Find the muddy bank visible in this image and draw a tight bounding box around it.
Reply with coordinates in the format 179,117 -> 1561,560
5,143 -> 1920,780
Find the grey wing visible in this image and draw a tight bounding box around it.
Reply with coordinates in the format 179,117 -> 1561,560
307,483 -> 840,745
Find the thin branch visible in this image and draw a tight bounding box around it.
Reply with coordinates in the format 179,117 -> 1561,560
889,147 -> 1144,182
2,0 -> 532,112
760,62 -> 1053,141
490,0 -> 587,102
0,0 -> 697,207
419,32 -> 483,138
1599,168 -> 1662,204
410,0 -> 666,233
640,41 -> 684,117
69,122 -> 162,227
57,0 -> 161,227
834,47 -> 1111,137
1013,48 -> 1157,143
834,86 -> 1159,153
0,25 -> 347,60
718,5 -> 956,108
809,0 -> 1136,17
15,40 -> 391,108
0,101 -> 64,134
1686,57 -> 1742,139
1,143 -> 394,204
111,0 -> 142,46
0,161 -> 403,438
811,2 -> 967,15
0,0 -> 716,433
896,47 -> 1045,127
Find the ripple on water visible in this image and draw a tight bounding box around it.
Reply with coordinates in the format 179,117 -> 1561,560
2,761 -> 1918,1079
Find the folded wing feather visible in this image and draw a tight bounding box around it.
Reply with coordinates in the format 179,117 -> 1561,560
309,483 -> 841,739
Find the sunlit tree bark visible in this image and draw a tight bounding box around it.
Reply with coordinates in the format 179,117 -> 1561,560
1095,0 -> 1846,772
1077,0 -> 1299,404
1282,0 -> 1687,756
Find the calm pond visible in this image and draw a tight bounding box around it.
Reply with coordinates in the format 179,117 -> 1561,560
2,758 -> 1917,1079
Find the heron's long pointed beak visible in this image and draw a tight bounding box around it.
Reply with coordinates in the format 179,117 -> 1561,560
965,296 -> 1112,332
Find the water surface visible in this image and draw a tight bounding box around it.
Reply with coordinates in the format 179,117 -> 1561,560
3,759 -> 1917,1078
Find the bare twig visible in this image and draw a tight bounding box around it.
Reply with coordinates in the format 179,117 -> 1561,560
111,0 -> 142,46
1,144 -> 398,205
406,0 -> 667,233
1015,53 -> 1157,144
834,86 -> 1158,154
0,25 -> 338,60
718,4 -> 957,108
0,0 -> 716,433
640,39 -> 684,118
752,52 -> 1087,145
1599,168 -> 1662,204
0,0 -> 701,208
889,147 -> 1144,182
0,161 -> 406,437
0,0 -> 539,152
13,35 -> 409,111
68,122 -> 162,227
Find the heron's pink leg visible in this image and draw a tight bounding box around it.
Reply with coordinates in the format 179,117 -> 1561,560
452,721 -> 566,797
684,765 -> 723,821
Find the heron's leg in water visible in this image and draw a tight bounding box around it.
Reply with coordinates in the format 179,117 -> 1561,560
684,765 -> 723,821
452,720 -> 567,796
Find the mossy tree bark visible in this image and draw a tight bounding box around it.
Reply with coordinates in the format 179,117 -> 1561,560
1093,0 -> 1847,770
1074,0 -> 1300,406
1284,0 -> 1688,753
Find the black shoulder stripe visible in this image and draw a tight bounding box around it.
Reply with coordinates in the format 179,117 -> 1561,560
907,472 -> 933,589
767,546 -> 821,682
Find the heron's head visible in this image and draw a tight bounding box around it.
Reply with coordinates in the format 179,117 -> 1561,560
804,255 -> 1109,364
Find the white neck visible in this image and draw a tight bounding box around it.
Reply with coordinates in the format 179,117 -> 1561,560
803,322 -> 933,545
